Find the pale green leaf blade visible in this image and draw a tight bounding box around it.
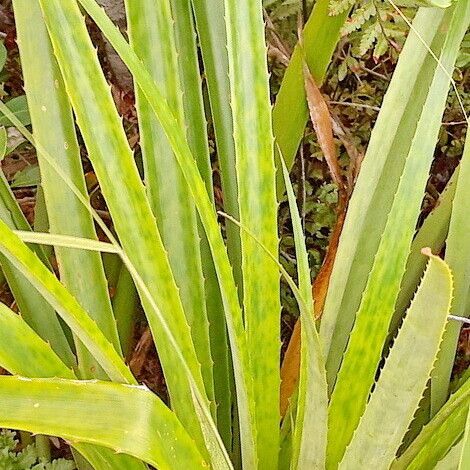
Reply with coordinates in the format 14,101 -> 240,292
38,0 -> 210,448
168,1 -> 223,423
190,1 -> 237,444
124,0 -> 214,413
397,0 -> 452,7
224,0 -> 280,467
0,219 -> 133,384
0,127 -> 6,160
459,406 -> 470,470
75,0 -> 257,464
13,231 -> 119,253
74,445 -> 147,470
326,4 -> 470,466
191,0 -> 242,292
169,0 -> 212,195
392,375 -> 470,470
190,384 -> 234,470
0,95 -> 31,126
339,251 -> 453,470
0,289 -> 145,470
13,0 -> 122,381
112,264 -> 138,358
0,154 -> 74,367
435,441 -> 463,470
393,167 -> 458,323
320,6 -> 447,379
0,377 -> 208,470
432,130 -> 470,414
281,157 -> 328,470
0,41 -> 6,71
0,302 -> 75,379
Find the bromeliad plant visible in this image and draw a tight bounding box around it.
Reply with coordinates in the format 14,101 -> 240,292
0,0 -> 469,469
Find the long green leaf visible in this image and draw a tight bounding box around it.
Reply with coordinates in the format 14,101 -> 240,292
191,0 -> 242,290
0,377 -> 208,470
459,406 -> 470,469
320,7 -> 446,378
272,0 -> 348,193
339,251 -> 453,470
281,157 -> 328,470
0,161 -> 73,367
224,1 -> 280,467
190,0 -> 236,446
169,0 -> 212,193
434,442 -> 462,470
169,1 -> 225,426
393,167 -> 458,323
124,0 -> 214,413
0,219 -> 133,384
112,264 -> 138,358
12,7 -> 153,462
326,4 -> 470,466
434,441 -> 463,470
0,301 -> 146,470
14,0 -> 121,381
39,0 -> 210,449
386,169 -> 458,443
432,130 -> 470,414
168,0 -> 232,434
0,302 -> 75,379
75,0 -> 257,466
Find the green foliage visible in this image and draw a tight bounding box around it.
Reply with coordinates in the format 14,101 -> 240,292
457,31 -> 470,67
0,0 -> 468,469
334,0 -> 410,59
0,430 -> 73,470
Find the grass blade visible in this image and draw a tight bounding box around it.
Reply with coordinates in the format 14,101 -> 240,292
339,251 -> 453,470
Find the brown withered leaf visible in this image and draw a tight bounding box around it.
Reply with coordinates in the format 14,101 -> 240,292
302,61 -> 345,193
280,55 -> 354,417
280,196 -> 347,417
